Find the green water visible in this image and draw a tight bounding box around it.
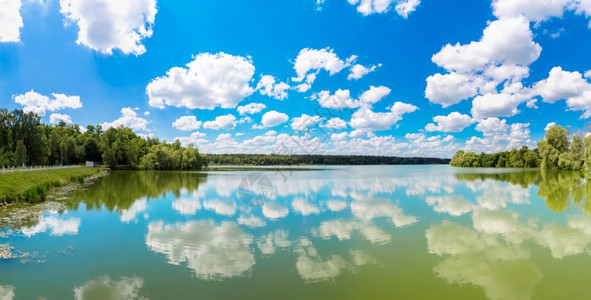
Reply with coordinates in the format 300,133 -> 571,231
1,165 -> 591,299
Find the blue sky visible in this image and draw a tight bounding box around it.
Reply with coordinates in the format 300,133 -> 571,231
2,0 -> 591,157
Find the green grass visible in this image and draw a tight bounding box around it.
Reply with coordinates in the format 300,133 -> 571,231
0,167 -> 103,203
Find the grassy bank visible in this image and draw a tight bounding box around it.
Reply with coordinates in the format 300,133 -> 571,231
0,167 -> 104,204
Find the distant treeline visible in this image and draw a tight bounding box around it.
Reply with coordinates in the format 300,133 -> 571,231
0,109 -> 206,170
206,154 -> 450,166
450,125 -> 590,171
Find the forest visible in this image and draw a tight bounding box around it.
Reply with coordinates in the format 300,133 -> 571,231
450,125 -> 590,171
206,154 -> 450,165
0,109 -> 206,170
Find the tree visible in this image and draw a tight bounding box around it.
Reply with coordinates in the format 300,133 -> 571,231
538,125 -> 570,169
15,140 -> 26,166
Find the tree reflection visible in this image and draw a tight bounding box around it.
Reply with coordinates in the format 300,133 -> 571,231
455,170 -> 591,213
66,171 -> 207,212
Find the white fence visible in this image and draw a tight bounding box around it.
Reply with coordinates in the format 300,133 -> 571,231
0,165 -> 81,175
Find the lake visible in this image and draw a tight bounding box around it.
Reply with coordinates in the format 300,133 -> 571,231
1,165 -> 591,299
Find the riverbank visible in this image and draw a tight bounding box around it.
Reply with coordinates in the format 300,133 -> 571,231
0,167 -> 106,204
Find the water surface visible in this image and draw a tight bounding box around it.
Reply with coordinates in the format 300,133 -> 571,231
1,165 -> 591,299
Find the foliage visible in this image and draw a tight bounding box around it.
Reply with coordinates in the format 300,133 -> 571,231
449,125 -> 586,171
0,108 -> 206,170
449,146 -> 539,168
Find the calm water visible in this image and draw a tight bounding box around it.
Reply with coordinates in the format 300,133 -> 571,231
1,165 -> 591,299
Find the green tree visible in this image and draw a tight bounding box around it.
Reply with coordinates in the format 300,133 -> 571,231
15,140 -> 26,166
538,125 -> 570,169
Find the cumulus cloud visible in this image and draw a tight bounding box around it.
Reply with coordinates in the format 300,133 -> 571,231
291,114 -> 323,131
312,86 -> 391,110
261,110 -> 289,128
347,0 -> 420,17
425,112 -> 474,133
147,52 -> 255,110
426,16 -> 541,116
492,0 -> 574,22
172,116 -> 202,131
544,122 -> 556,131
292,48 -> 352,89
348,63 -> 380,80
0,0 -> 22,42
237,103 -> 266,115
464,118 -> 534,153
203,114 -> 237,130
174,131 -> 206,146
262,202 -> 289,220
60,0 -> 157,55
350,102 -> 418,133
322,117 -> 348,129
256,75 -> 290,100
49,113 -> 73,124
432,17 -> 540,73
102,107 -> 149,132
529,67 -> 591,118
13,90 -> 82,116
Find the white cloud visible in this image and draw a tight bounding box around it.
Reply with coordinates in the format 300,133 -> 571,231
0,0 -> 22,42
261,110 -> 289,128
146,220 -> 255,280
348,63 -> 379,80
465,119 -> 533,153
74,276 -> 144,300
533,67 -> 589,103
395,0 -> 420,17
292,48 -> 351,87
359,85 -> 391,104
350,102 -> 418,132
492,0 -> 571,22
13,90 -> 82,116
322,117 -> 347,129
545,122 -> 556,131
60,0 -> 157,55
237,103 -> 266,115
432,17 -> 541,73
291,114 -> 322,131
256,75 -> 290,100
102,107 -> 149,132
347,0 -> 420,17
471,91 -> 528,120
49,113 -> 73,124
425,112 -> 474,133
529,66 -> 591,118
312,86 -> 390,109
147,52 -> 255,110
172,116 -> 202,131
203,114 -> 237,130
174,131 -> 206,146
425,72 -> 482,107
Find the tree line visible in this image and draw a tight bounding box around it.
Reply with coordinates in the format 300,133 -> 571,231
450,125 -> 588,171
207,154 -> 450,165
0,109 -> 206,170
